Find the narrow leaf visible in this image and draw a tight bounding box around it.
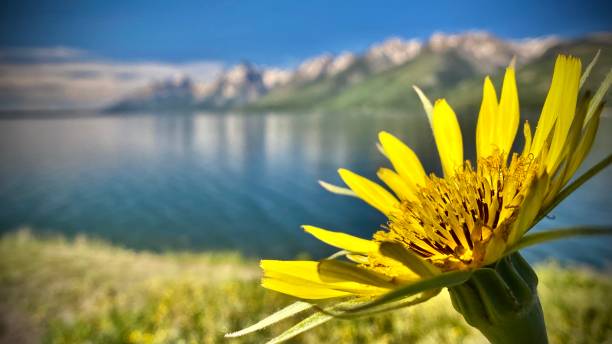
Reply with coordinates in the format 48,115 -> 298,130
580,49 -> 600,89
265,311 -> 332,344
338,270 -> 472,314
584,67 -> 611,126
536,154 -> 612,224
225,301 -> 312,338
318,180 -> 356,197
264,298 -> 367,343
506,227 -> 612,255
315,289 -> 440,319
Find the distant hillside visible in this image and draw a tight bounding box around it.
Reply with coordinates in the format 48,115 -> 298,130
245,31 -> 559,112
107,32 -> 611,113
107,62 -> 290,112
248,34 -> 611,113
107,77 -> 198,112
315,50 -> 479,112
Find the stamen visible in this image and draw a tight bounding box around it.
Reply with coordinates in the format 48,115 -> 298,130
373,153 -> 539,271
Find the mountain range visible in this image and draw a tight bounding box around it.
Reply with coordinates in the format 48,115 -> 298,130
107,31 -> 612,113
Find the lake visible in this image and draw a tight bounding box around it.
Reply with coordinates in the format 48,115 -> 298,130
0,111 -> 610,265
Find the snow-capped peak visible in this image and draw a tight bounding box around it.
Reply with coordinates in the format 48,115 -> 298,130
509,36 -> 560,60
262,68 -> 293,88
427,31 -> 554,72
223,62 -> 260,84
295,53 -> 335,81
366,37 -> 423,65
328,52 -> 356,75
428,31 -> 511,61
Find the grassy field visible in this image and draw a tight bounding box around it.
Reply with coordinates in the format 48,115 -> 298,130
0,229 -> 611,344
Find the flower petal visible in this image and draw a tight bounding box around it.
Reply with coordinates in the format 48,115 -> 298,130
432,99 -> 463,177
378,131 -> 427,187
508,173 -> 550,244
563,109 -> 601,185
261,260 -> 387,299
497,66 -> 520,158
476,76 -> 499,159
338,168 -> 400,216
531,55 -> 582,175
476,67 -> 519,161
262,277 -> 351,299
303,225 -> 379,254
318,180 -> 357,197
530,56 -> 567,158
377,167 -> 418,202
521,120 -> 532,156
546,57 -> 581,173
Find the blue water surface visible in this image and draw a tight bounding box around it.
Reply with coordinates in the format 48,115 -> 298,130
0,111 -> 610,266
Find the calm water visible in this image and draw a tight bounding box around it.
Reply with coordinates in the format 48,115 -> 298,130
0,111 -> 610,265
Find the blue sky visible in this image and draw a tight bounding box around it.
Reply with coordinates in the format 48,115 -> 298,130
1,0 -> 611,66
0,0 -> 610,110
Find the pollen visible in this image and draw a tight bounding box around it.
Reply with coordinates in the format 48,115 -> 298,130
373,153 -> 538,271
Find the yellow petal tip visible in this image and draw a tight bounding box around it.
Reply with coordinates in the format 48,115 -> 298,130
509,55 -> 517,69
434,98 -> 446,105
378,131 -> 395,145
338,168 -> 353,178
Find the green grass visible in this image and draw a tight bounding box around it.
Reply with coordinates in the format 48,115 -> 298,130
1,229 -> 611,343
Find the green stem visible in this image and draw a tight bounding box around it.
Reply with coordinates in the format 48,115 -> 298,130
506,226 -> 612,256
448,254 -> 548,344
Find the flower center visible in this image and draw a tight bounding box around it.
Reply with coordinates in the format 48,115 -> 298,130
374,153 -> 538,271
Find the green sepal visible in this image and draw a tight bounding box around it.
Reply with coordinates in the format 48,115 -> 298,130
318,259 -> 396,288
449,253 -> 548,344
312,289 -> 441,319
336,270 -> 472,314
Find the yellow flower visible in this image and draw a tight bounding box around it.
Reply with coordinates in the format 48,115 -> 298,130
261,55 -> 604,300
227,54 -> 611,342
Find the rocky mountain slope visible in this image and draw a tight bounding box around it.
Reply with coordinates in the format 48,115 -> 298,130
107,31 -> 610,113
249,33 -> 610,113
108,62 -> 291,111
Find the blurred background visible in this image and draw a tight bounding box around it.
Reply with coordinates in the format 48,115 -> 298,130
0,1 -> 611,343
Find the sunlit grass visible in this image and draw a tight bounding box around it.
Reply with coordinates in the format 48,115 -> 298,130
0,229 -> 610,343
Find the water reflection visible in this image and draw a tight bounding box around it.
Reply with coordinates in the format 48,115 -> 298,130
0,111 -> 610,264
